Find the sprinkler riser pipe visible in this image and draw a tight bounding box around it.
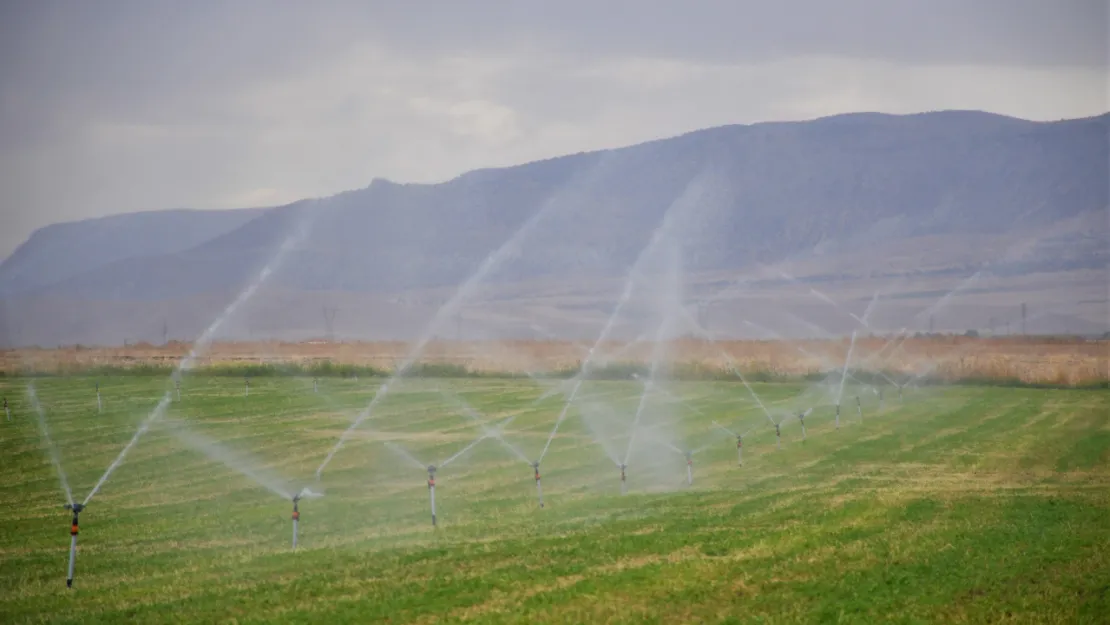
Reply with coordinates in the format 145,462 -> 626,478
66,534 -> 77,588
835,404 -> 841,429
429,485 -> 437,526
536,479 -> 544,508
292,519 -> 298,549
737,441 -> 743,466
686,463 -> 693,486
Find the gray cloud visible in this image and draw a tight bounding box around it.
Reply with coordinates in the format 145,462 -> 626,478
1,0 -> 1107,259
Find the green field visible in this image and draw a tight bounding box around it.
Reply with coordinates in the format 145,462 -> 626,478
1,375 -> 1108,624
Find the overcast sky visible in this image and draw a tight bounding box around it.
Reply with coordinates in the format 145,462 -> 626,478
1,0 -> 1106,260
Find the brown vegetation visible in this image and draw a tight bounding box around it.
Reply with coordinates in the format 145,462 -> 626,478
2,336 -> 1106,386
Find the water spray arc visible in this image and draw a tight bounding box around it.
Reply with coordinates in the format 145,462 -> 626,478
29,384 -> 74,506
82,213 -> 314,509
28,215 -> 313,585
313,159 -> 627,482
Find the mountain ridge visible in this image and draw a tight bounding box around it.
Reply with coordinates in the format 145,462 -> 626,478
1,109 -> 1106,346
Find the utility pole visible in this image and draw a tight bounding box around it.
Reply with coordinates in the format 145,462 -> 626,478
322,307 -> 338,342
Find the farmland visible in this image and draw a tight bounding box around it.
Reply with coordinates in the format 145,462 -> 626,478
1,374 -> 1107,623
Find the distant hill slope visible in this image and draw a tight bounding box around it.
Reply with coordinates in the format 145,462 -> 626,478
0,110 -> 1106,346
0,207 -> 266,296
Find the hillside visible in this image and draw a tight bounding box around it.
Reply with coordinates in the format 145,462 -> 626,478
0,110 -> 1106,346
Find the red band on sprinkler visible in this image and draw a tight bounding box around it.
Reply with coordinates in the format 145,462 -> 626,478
292,510 -> 299,521
428,477 -> 435,488
70,523 -> 79,536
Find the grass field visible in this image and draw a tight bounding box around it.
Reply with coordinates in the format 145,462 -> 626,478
1,375 -> 1108,623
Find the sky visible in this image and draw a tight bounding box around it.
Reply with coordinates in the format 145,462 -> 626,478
0,0 -> 1106,261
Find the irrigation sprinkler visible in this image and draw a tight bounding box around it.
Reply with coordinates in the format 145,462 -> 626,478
96,382 -> 102,414
63,503 -> 85,588
619,463 -> 628,495
798,411 -> 807,440
713,421 -> 744,465
835,403 -> 841,429
244,376 -> 250,397
856,395 -> 863,420
898,384 -> 904,402
291,494 -> 301,550
684,450 -> 693,486
4,397 -> 9,421
532,461 -> 544,508
313,377 -> 318,394
878,388 -> 884,411
775,423 -> 782,450
175,378 -> 181,401
427,465 -> 438,527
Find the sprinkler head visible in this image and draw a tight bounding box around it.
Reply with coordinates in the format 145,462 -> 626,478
684,450 -> 693,462
63,503 -> 85,513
